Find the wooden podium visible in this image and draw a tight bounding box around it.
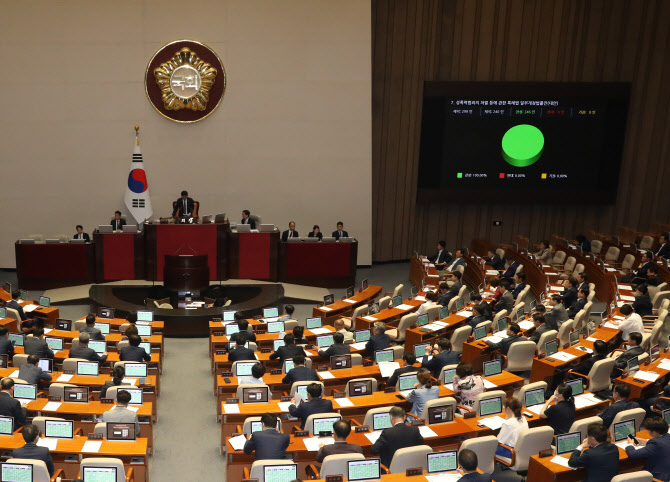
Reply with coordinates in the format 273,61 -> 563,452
163,255 -> 209,292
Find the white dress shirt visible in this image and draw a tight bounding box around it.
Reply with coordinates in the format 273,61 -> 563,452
497,416 -> 529,447
618,313 -> 643,340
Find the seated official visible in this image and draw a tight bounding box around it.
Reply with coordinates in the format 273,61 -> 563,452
18,355 -> 51,386
23,328 -> 54,359
240,210 -> 256,229
240,363 -> 269,389
243,413 -> 289,461
332,222 -> 349,240
624,417 -> 670,481
288,382 -> 333,430
442,248 -> 466,274
70,332 -> 107,362
365,322 -> 391,355
646,265 -> 662,287
559,278 -> 579,309
406,368 -> 439,417
308,225 -> 323,240
568,422 -> 619,481
333,318 -> 353,344
110,210 -> 126,232
485,249 -> 505,271
540,383 -> 575,436
598,383 -> 640,428
235,316 -> 257,344
495,397 -> 529,458
575,234 -> 591,253
501,260 -> 521,283
493,280 -> 514,313
316,419 -> 362,463
575,272 -> 589,291
436,282 -> 451,307
120,335 -> 151,362
611,331 -> 645,379
622,251 -> 654,284
416,291 -> 439,315
511,272 -> 526,299
281,221 -> 299,242
13,424 -> 55,476
172,190 -> 194,218
281,354 -> 319,385
422,338 -> 460,378
466,305 -> 487,331
632,284 -> 653,318
567,288 -> 589,318
122,321 -> 138,341
571,340 -> 608,377
101,366 -> 126,399
471,294 -> 492,320
452,362 -> 484,413
278,304 -> 295,322
101,390 -> 140,436
7,291 -> 28,321
484,322 -> 526,355
73,225 -> 90,242
318,332 -> 350,357
269,333 -> 306,362
429,241 -> 451,270
528,314 -> 549,345
0,379 -> 27,430
82,314 -> 105,341
533,241 -> 553,264
387,353 -> 417,387
438,272 -> 462,306
489,278 -> 502,304
655,232 -> 670,259
457,449 -> 492,482
292,325 -> 309,345
370,406 -> 424,468
544,295 -> 568,331
0,327 -> 14,357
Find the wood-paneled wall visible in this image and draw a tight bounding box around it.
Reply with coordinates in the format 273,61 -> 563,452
372,0 -> 670,262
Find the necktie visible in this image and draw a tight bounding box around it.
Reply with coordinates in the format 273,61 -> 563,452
289,231 -> 292,238
339,231 -> 342,237
183,199 -> 186,214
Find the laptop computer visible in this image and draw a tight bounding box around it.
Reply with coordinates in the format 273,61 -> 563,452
483,360 -> 502,378
306,317 -> 322,330
63,386 -> 89,403
283,359 -> 295,374
223,311 -> 236,322
88,341 -> 107,354
122,388 -> 143,405
479,396 -> 503,417
545,339 -> 559,357
330,355 -> 352,370
136,324 -> 152,337
13,383 -> 36,401
124,363 -> 147,378
348,379 -> 372,397
569,330 -> 581,347
97,307 -> 115,319
38,359 -> 52,373
613,419 -> 636,442
372,412 -> 392,431
473,325 -> 487,340
0,416 -> 13,436
524,387 -> 545,410
392,295 -> 402,307
82,466 -> 117,482
44,419 -> 74,439
426,450 -> 458,474
242,386 -> 269,404
236,223 -> 252,232
55,318 -> 72,331
263,464 -> 297,482
8,333 -> 24,347
267,321 -> 284,333
259,224 -> 275,232
374,349 -> 394,364
627,356 -> 640,374
39,296 -> 50,308
136,310 -> 153,322
250,419 -> 281,433
45,336 -> 64,351
427,405 -> 454,425
442,367 -> 457,385
413,342 -> 430,358
323,294 -> 335,305
273,339 -> 285,351
234,361 -> 257,377
263,307 -> 279,320
225,324 -> 240,336
566,378 -> 584,396
416,314 -> 429,327
316,334 -> 334,348
312,416 -> 341,435
106,422 -> 137,441
555,432 -> 582,455
77,361 -> 99,376
94,322 -> 110,335
347,459 -> 381,482
354,330 -> 371,343
398,373 -> 418,394
1,462 -> 34,482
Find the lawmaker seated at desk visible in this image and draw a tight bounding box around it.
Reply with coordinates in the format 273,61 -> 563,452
422,337 -> 460,378
269,333 -> 306,363
281,221 -> 299,242
70,332 -> 107,362
655,232 -> 670,259
438,272 -> 462,306
110,210 -> 126,232
510,273 -> 526,299
120,334 -> 151,362
567,288 -> 589,318
539,383 -> 575,436
622,250 -> 654,285
308,225 -> 323,240
567,422 -> 619,481
485,249 -> 505,271
442,248 -> 466,276
243,413 -> 289,461
632,284 -> 653,318
365,322 -> 391,356
488,278 -> 502,304
429,240 -> 451,270
24,328 -> 54,359
315,419 -> 362,462
416,291 -> 438,316
623,416 -> 670,481
240,210 -> 256,229
528,313 -> 550,345
544,295 -> 568,331
278,304 -> 295,323
370,406 -> 425,468
288,382 -> 333,430
598,383 -> 640,429
570,340 -> 608,377
533,240 -> 553,264
559,277 -> 578,309
18,354 -> 51,386
240,363 -> 270,392
292,325 -> 309,345
575,234 -> 592,253
7,290 -> 28,322
608,305 -> 643,343
102,389 -> 140,436
406,368 -> 439,417
101,365 -> 125,398
610,331 -> 646,379
466,305 -> 487,332
452,362 -> 484,414
172,190 -> 195,219
236,316 -> 257,344
495,397 -> 529,459
386,353 -> 417,387
0,327 -> 14,357
281,354 -> 318,385
457,449 -> 492,482
331,222 -> 349,240
82,313 -> 105,341
493,280 -> 514,314
484,322 -> 526,355
0,379 -> 27,430
501,260 -> 521,284
318,332 -> 349,357
333,318 -> 353,344
13,424 -> 55,477
73,224 -> 90,242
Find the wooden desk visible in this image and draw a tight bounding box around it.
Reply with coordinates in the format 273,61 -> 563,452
37,329 -> 164,358
73,317 -> 165,334
0,434 -> 148,482
616,350 -> 670,400
228,230 -> 280,281
311,285 -> 383,325
409,256 -> 440,290
404,313 -> 469,354
354,298 -> 424,331
11,299 -> 60,325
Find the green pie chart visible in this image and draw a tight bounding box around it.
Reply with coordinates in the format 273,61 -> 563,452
501,124 -> 544,167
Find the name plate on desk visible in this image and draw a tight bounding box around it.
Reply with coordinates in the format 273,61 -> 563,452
214,332 -> 223,337
539,449 -> 553,458
100,398 -> 114,404
271,369 -> 282,375
255,330 -> 266,335
333,392 -> 346,399
215,350 -> 226,356
384,387 -> 396,393
294,430 -> 309,437
319,430 -> 333,437
64,370 -> 74,375
355,426 -> 370,433
222,371 -> 233,377
261,348 -> 272,353
406,468 -> 423,477
88,433 -> 103,440
306,344 -> 314,350
226,398 -> 239,404
317,366 -> 329,371
411,419 -> 425,426
363,360 -> 373,367
49,396 -> 61,402
212,318 -> 222,322
281,396 -> 292,402
326,476 -> 343,482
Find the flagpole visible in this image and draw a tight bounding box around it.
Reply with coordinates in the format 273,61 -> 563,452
135,125 -> 140,145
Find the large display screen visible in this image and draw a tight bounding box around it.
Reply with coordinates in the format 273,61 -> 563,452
417,82 -> 630,203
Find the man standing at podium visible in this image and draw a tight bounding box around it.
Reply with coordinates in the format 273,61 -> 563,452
241,210 -> 256,229
281,221 -> 299,242
172,190 -> 194,218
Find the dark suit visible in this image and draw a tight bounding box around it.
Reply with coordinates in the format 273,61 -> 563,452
69,344 -> 107,362
240,218 -> 256,229
13,442 -> 55,476
429,250 -> 450,266
387,366 -> 418,387
633,294 -> 653,318
568,297 -> 587,318
7,300 -> 27,321
370,422 -> 424,468
511,282 -> 526,300
110,218 -> 126,230
365,333 -> 391,355
18,364 -> 51,385
458,473 -> 493,482
269,344 -> 306,362
23,337 -> 54,359
307,231 -> 323,240
624,432 -> 670,481
568,442 -> 619,482
282,366 -> 319,385
444,257 -> 467,272
289,398 -> 334,430
486,254 -> 504,271
440,281 -> 462,307
485,334 -> 526,355
422,350 -> 461,378
0,392 -> 26,429
572,354 -> 606,377
73,232 -> 90,242
529,323 -> 550,344
81,326 -> 105,341
237,330 -> 257,344
655,243 -> 669,259
560,287 -> 578,309
281,229 -> 300,242
332,230 -> 349,240
544,304 -> 568,331
243,428 -> 290,460
228,346 -> 256,362
494,291 -> 514,313
173,197 -> 195,217
119,345 -> 151,362
467,315 -> 487,332
318,343 -> 350,357
613,345 -> 646,371
580,240 -> 592,253
502,262 -> 521,282
0,337 -> 14,357
599,400 -> 640,428
316,440 -> 362,463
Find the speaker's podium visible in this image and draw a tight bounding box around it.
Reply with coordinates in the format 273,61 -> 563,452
163,255 -> 209,292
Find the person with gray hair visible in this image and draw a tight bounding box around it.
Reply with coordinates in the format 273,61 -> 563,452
370,406 -> 424,468
365,321 -> 390,355
69,332 -> 107,362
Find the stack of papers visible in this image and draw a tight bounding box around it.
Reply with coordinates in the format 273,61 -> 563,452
343,299 -> 357,304
482,379 -> 497,389
414,296 -> 427,302
364,431 -> 382,443
418,426 -> 438,438
574,394 -> 602,409
23,304 -> 39,312
362,316 -> 377,322
57,374 -> 73,382
550,455 -> 575,469
486,335 -> 504,344
632,371 -> 660,382
425,474 -> 462,482
228,434 -> 247,451
603,322 -> 619,329
36,438 -> 58,450
309,327 -> 332,335
378,361 -> 400,378
320,307 -> 333,311
433,320 -> 448,327
518,320 -> 534,330
615,441 -> 644,450
443,383 -> 454,391
396,303 -> 414,310
422,324 -> 443,332
351,342 -> 367,350
527,404 -> 544,415
550,286 -> 563,292
318,371 -> 336,380
303,437 -> 335,451
586,336 -> 602,342
657,359 -> 670,370
455,310 -> 472,317
620,295 -> 635,301
9,370 -> 19,378
486,270 -> 500,275
277,402 -> 293,412
223,404 -> 240,414
81,440 -> 103,453
42,402 -> 62,411
334,397 -> 354,408
399,389 -> 413,397
477,415 -> 505,430
43,328 -> 53,334
551,352 -> 577,362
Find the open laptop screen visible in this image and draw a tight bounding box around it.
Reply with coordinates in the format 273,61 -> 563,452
348,380 -> 372,397
372,412 -> 392,431
374,349 -> 394,364
306,317 -> 322,329
354,330 -> 370,343
348,459 -> 381,482
263,464 -> 297,482
312,416 -> 341,435
555,432 -> 582,455
1,463 -> 33,482
242,386 -> 269,404
82,467 -> 117,482
613,419 -> 636,442
136,310 -> 153,322
427,450 -> 458,474
483,360 -> 502,377
428,405 -> 454,425
566,378 -> 584,396
479,396 -> 503,416
524,388 -> 545,408
263,307 -> 279,319
330,355 -> 352,370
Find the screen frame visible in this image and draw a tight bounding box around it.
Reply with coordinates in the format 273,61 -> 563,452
426,449 -> 458,474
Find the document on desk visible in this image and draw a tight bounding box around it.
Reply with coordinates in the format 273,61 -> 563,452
574,394 -> 602,409
9,370 -> 19,378
444,383 -> 454,391
334,397 -> 354,408
550,286 -> 563,292
396,303 -> 414,310
657,359 -> 670,370
122,378 -> 139,386
615,441 -> 644,450
37,438 -> 59,450
477,415 -> 505,430
606,267 -> 616,272
42,402 -> 62,411
378,361 -> 400,378
57,374 -> 73,382
399,389 -> 413,398
43,328 -> 53,334
527,404 -> 544,415
351,342 -> 367,350
620,295 -> 635,302
486,335 -> 504,344
633,371 -> 660,382
318,370 -> 336,380
552,352 -> 577,362
550,455 -> 576,469
309,327 -> 333,335
228,434 -> 247,451
277,402 -> 293,412
320,307 -> 333,311
612,315 -> 625,321
574,346 -> 593,354
603,322 -> 619,329
433,321 -> 448,327
485,270 -> 500,275
81,440 -> 103,453
362,316 -> 377,322
518,320 -> 534,330
423,323 -> 444,332
425,474 -> 462,482
419,426 -> 438,438
303,350 -> 315,357
23,304 -> 39,312
343,299 -> 357,304
303,436 -> 335,452
126,406 -> 140,412
482,379 -> 497,389
455,310 -> 472,317
364,431 -> 382,444
223,404 -> 240,414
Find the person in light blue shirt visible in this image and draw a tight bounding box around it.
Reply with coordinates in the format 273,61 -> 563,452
406,368 -> 439,418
